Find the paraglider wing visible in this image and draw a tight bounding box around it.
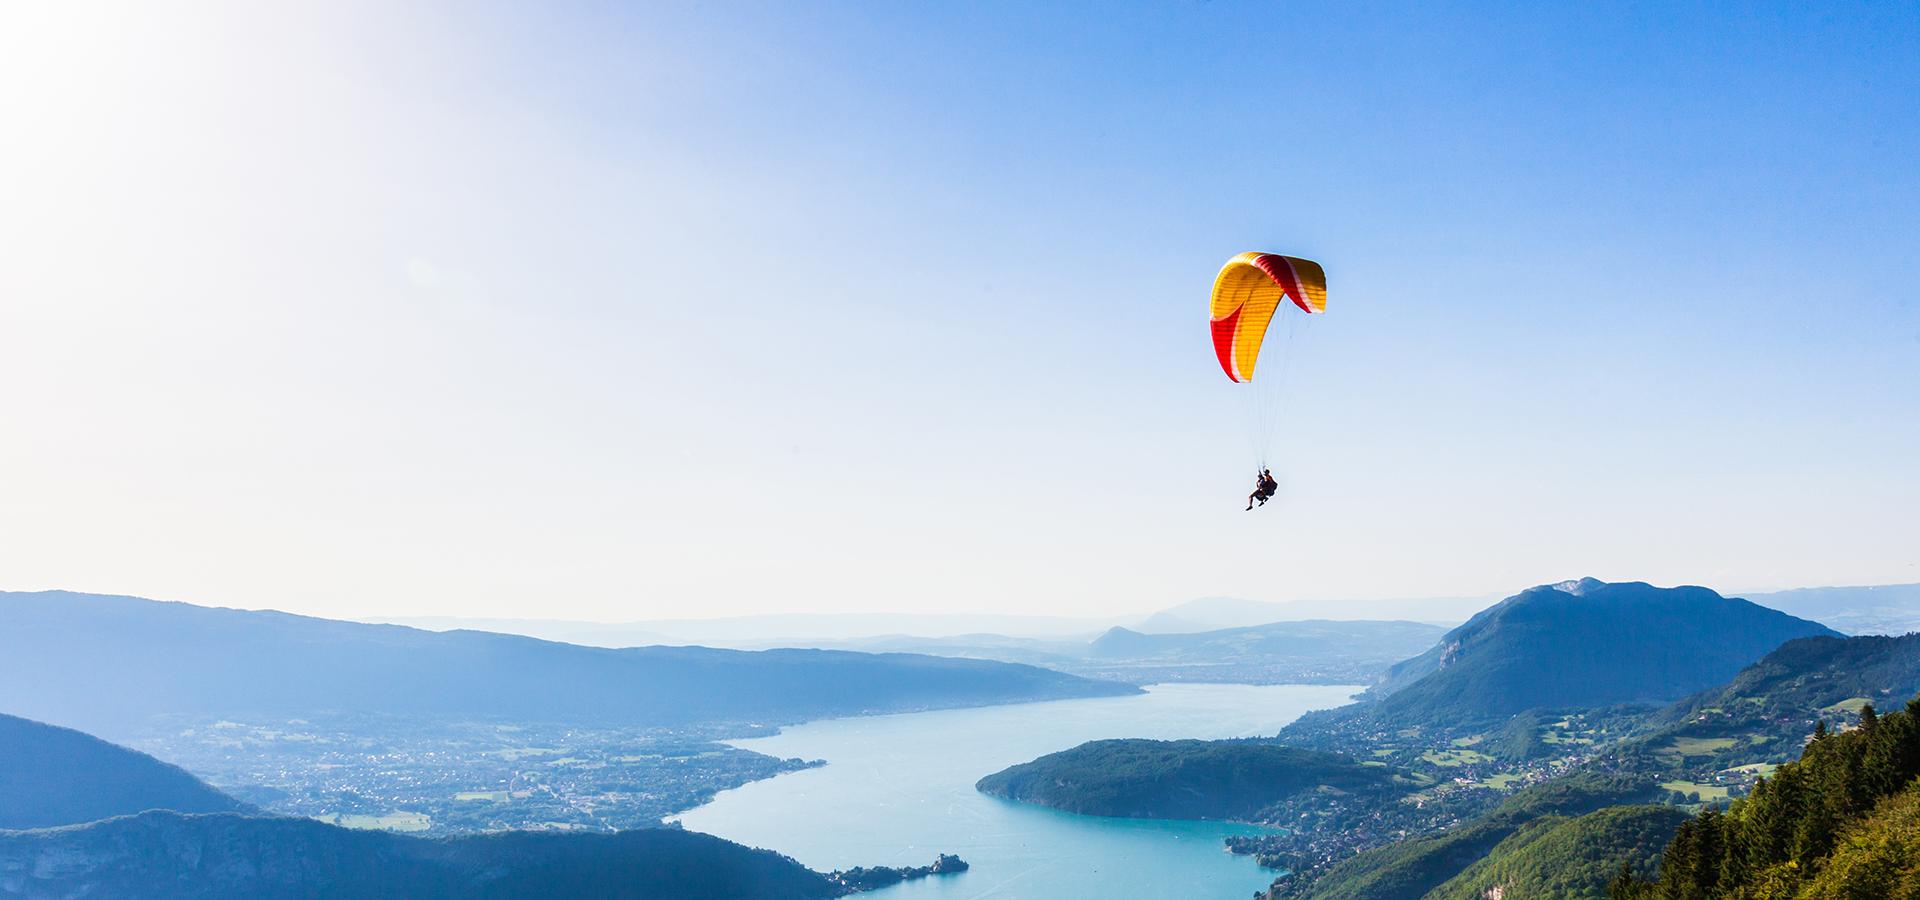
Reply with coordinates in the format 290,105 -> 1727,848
1208,252 -> 1326,382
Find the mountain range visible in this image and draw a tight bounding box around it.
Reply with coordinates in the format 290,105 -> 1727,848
1740,582 -> 1920,636
0,590 -> 1133,740
373,595 -> 1485,648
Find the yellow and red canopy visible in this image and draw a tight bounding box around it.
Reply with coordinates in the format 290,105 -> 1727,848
1208,252 -> 1326,383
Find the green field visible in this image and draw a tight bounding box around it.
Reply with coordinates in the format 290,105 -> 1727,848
1822,697 -> 1875,716
1656,736 -> 1740,762
319,812 -> 432,832
1539,731 -> 1595,745
1661,780 -> 1731,802
454,791 -> 510,802
1421,748 -> 1492,767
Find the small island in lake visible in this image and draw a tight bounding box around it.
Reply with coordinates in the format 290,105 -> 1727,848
830,853 -> 970,891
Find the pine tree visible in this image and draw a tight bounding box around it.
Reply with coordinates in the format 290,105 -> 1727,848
1608,859 -> 1648,900
1644,694 -> 1920,899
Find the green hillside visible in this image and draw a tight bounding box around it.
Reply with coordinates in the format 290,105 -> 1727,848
1269,771 -> 1662,900
1626,633 -> 1920,771
0,712 -> 249,829
1271,632 -> 1920,900
976,739 -> 1401,820
1618,697 -> 1920,899
1428,805 -> 1689,900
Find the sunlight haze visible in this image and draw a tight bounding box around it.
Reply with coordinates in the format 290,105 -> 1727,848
3,1 -> 1915,621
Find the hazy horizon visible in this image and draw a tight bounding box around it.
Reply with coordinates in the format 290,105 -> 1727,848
6,578 -> 1914,634
4,2 -> 1915,622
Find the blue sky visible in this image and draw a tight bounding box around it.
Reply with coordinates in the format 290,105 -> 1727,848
2,1 -> 1915,619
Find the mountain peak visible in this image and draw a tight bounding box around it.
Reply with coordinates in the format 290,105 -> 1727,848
1327,579 -> 1841,725
1548,577 -> 1608,596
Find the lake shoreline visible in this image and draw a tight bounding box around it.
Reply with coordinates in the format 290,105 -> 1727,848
674,683 -> 1359,899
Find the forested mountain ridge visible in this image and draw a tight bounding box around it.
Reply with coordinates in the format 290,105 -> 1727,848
1266,772 -> 1667,900
1428,805 -> 1691,900
0,713 -> 250,829
0,811 -> 847,900
0,590 -> 1135,738
1616,696 -> 1920,898
1624,632 -> 1920,770
1275,633 -> 1920,900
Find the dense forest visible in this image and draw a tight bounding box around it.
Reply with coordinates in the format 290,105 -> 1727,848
0,811 -> 848,900
976,739 -> 1400,820
1617,698 -> 1920,899
1266,771 -> 1663,900
1428,805 -> 1690,900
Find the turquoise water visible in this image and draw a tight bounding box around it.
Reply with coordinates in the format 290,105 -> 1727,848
672,683 -> 1359,899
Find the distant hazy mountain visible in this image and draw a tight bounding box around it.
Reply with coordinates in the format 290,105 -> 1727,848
782,620 -> 1449,686
1741,583 -> 1920,636
0,713 -> 249,829
1133,597 -> 1303,633
377,598 -> 1480,651
976,739 -> 1400,820
378,610 -> 1451,687
0,591 -> 1135,739
0,811 -> 843,900
807,632 -> 1088,668
1301,579 -> 1839,728
1135,595 -> 1486,633
1089,620 -> 1445,661
1076,620 -> 1447,684
373,611 -> 1119,647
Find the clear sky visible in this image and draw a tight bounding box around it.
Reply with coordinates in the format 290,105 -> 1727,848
3,1 -> 1915,621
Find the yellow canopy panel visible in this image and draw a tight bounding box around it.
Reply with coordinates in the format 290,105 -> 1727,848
1208,252 -> 1326,382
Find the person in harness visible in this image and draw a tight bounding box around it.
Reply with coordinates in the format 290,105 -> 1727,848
1246,468 -> 1278,510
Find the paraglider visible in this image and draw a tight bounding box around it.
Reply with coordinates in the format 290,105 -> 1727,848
1246,467 -> 1278,510
1210,252 -> 1325,508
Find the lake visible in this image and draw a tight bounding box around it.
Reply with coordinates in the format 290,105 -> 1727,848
672,682 -> 1359,899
